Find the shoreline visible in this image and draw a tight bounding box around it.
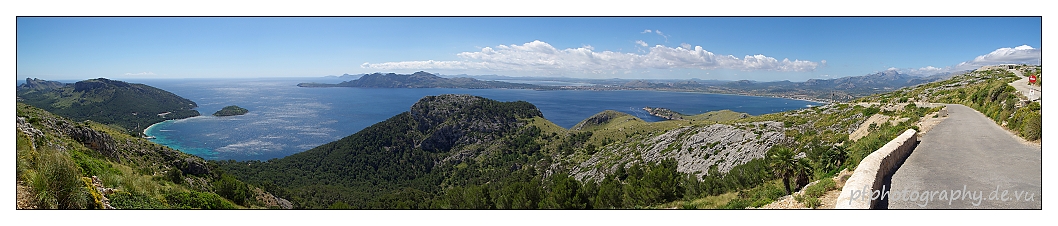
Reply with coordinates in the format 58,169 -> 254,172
142,119 -> 172,138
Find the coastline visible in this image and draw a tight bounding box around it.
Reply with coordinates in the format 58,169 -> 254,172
143,118 -> 181,138
142,119 -> 168,138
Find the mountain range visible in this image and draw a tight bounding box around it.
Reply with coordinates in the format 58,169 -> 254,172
298,71 -> 544,89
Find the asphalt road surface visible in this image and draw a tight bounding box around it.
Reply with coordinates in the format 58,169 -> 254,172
1008,69 -> 1042,101
885,104 -> 1041,209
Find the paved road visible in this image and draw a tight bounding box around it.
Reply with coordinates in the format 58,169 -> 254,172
886,104 -> 1041,209
1008,69 -> 1042,101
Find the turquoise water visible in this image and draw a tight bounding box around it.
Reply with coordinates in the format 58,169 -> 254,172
134,78 -> 820,161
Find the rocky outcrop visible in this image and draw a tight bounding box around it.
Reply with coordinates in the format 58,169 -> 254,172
572,121 -> 787,181
176,157 -> 211,176
19,114 -> 122,161
87,176 -> 117,209
16,117 -> 44,138
253,187 -> 294,209
571,110 -> 627,131
19,78 -> 65,91
66,124 -> 120,160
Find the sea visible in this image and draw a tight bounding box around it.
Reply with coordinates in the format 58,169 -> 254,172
121,77 -> 820,161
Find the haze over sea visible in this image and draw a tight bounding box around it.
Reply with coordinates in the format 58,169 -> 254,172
133,78 -> 819,161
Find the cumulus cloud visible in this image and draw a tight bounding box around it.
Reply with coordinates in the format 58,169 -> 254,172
953,45 -> 1041,70
641,29 -> 652,33
362,40 -> 821,75
897,45 -> 1041,76
635,40 -> 648,47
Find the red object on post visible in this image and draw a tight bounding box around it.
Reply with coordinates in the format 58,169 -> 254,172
1029,75 -> 1037,83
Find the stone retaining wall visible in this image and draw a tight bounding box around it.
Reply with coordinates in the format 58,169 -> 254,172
835,129 -> 918,209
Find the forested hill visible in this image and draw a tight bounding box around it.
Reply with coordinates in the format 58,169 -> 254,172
16,78 -> 200,135
216,94 -> 549,208
296,71 -> 544,89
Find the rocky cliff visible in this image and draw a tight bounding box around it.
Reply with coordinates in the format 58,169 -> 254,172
571,121 -> 786,181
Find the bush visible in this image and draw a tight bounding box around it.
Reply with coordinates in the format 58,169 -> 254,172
1021,112 -> 1041,141
215,174 -> 252,206
109,192 -> 168,209
27,147 -> 93,209
721,197 -> 752,209
163,189 -> 237,209
803,179 -> 836,198
165,169 -> 184,184
803,196 -> 822,208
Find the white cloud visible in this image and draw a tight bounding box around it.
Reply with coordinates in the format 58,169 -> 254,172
635,40 -> 648,47
641,29 -> 652,33
906,66 -> 946,76
123,71 -> 155,76
953,45 -> 1041,70
680,43 -> 692,49
361,40 -> 821,75
897,45 -> 1042,76
655,30 -> 669,42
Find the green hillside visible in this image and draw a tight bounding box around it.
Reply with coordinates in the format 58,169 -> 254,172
15,103 -> 287,209
17,78 -> 201,135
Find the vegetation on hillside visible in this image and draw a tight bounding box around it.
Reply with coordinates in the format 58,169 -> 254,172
857,65 -> 1042,141
213,90 -> 938,209
16,78 -> 201,136
15,103 -> 284,209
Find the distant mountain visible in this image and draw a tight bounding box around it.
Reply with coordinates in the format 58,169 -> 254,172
16,78 -> 200,135
298,71 -> 545,89
603,70 -> 954,102
324,73 -> 364,79
722,70 -> 952,100
19,78 -> 65,91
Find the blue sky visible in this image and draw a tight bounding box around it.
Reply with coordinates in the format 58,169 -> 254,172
16,17 -> 1042,81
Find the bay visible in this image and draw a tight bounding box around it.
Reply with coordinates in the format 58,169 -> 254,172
132,78 -> 820,161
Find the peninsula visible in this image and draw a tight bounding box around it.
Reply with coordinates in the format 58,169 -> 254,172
297,71 -> 545,89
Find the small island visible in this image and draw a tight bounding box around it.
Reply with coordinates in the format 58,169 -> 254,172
643,106 -> 685,120
213,105 -> 248,116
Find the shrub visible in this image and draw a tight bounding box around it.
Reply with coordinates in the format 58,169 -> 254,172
215,173 -> 252,206
27,146 -> 93,209
163,189 -> 237,209
1021,112 -> 1041,141
803,179 -> 836,198
803,196 -> 822,208
165,169 -> 184,184
109,192 -> 168,209
721,197 -> 751,209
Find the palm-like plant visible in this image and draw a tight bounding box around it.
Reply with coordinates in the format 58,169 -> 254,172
768,146 -> 797,195
795,156 -> 814,191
